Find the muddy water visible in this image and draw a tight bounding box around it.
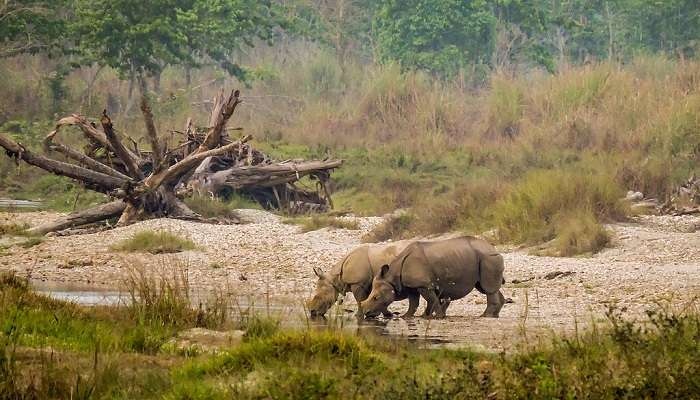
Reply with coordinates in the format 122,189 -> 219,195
32,282 -> 551,351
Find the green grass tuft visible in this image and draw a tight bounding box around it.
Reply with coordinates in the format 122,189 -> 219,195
111,230 -> 197,254
283,215 -> 360,233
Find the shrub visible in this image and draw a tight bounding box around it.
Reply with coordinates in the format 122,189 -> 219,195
111,230 -> 197,254
362,213 -> 413,242
0,222 -> 30,236
493,168 -> 627,250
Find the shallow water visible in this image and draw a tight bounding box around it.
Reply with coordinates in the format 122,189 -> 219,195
30,282 -> 546,350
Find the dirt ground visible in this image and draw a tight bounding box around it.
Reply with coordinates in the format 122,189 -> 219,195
1,210 -> 699,351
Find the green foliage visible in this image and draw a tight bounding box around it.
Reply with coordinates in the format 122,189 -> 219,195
111,230 -> 197,254
71,0 -> 283,79
2,272 -> 699,399
374,0 -> 495,76
0,1 -> 69,57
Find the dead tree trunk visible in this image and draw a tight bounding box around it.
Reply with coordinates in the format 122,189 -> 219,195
1,88 -> 343,234
0,89 -> 246,233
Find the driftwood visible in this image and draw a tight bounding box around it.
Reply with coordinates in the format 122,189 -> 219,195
188,157 -> 340,212
0,88 -> 342,234
660,174 -> 700,215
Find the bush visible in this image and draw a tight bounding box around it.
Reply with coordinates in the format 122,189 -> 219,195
111,230 -> 197,254
362,213 -> 413,242
0,222 -> 30,236
532,210 -> 611,257
493,168 -> 627,250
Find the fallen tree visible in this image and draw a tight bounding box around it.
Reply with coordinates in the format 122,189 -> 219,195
0,89 -> 342,234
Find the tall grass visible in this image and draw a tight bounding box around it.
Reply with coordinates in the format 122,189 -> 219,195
2,52 -> 700,254
123,262 -> 230,330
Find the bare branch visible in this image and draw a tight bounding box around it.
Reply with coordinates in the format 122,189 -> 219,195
28,200 -> 127,235
145,135 -> 251,190
45,141 -> 132,181
100,110 -> 144,180
138,76 -> 163,171
199,89 -> 242,152
0,132 -> 128,192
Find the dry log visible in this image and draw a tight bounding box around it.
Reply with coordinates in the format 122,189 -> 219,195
200,89 -> 241,151
139,78 -> 163,171
0,133 -> 128,192
144,135 -> 251,190
28,200 -> 127,235
44,141 -> 132,181
220,160 -> 342,189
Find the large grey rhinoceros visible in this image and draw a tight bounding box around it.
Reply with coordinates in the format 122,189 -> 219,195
359,236 -> 506,319
307,240 -> 416,318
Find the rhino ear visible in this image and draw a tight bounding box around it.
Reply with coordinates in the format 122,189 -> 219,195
313,267 -> 325,279
379,264 -> 390,278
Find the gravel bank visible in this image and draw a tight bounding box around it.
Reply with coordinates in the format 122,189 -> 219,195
1,210 -> 698,351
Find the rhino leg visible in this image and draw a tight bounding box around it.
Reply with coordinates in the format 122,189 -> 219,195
350,284 -> 370,318
418,288 -> 440,319
438,298 -> 451,318
481,290 -> 505,318
401,292 -> 420,319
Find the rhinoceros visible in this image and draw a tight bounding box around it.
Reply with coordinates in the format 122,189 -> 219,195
359,236 -> 506,319
307,240 -> 415,318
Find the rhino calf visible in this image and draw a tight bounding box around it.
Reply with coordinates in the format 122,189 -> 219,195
360,236 -> 506,319
306,240 -> 414,318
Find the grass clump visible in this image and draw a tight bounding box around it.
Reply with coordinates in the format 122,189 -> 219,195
184,192 -> 258,219
493,168 -> 626,254
284,215 -> 360,232
123,263 -> 230,331
111,230 -> 197,254
362,212 -> 413,242
0,222 -> 30,236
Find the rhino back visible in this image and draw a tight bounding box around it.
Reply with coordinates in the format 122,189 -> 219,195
402,238 -> 480,299
366,240 -> 414,274
333,245 -> 373,285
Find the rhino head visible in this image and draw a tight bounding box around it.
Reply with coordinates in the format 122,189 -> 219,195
306,267 -> 341,318
360,265 -> 396,318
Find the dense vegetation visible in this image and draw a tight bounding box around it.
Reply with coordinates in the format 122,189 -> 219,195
1,1 -> 699,255
2,272 -> 699,399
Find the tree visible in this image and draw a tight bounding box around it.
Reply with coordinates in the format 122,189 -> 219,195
71,0 -> 281,81
0,1 -> 299,233
0,0 -> 68,57
373,0 -> 495,77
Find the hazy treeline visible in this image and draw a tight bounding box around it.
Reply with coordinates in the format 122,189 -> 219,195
3,1 -> 700,79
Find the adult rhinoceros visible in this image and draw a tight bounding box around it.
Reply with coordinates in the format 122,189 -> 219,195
359,236 -> 506,319
307,240 -> 414,318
